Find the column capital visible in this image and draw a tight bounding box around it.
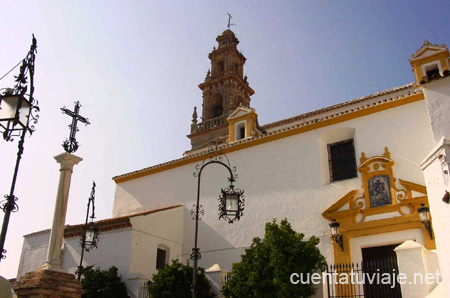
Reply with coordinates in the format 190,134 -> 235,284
54,152 -> 83,171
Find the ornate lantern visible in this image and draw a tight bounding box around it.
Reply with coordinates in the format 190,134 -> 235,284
418,203 -> 433,239
329,219 -> 344,251
83,223 -> 99,252
219,185 -> 244,223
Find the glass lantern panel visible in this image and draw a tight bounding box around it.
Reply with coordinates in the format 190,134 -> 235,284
331,226 -> 339,236
226,194 -> 239,212
0,96 -> 19,130
85,230 -> 95,243
419,210 -> 429,222
18,98 -> 31,128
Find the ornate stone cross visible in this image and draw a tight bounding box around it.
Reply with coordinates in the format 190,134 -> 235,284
61,101 -> 90,153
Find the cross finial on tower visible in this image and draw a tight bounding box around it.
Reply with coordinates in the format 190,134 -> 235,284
227,13 -> 235,28
61,101 -> 90,153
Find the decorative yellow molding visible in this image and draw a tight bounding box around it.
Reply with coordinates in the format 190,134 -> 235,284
323,148 -> 436,264
227,106 -> 258,142
409,41 -> 450,86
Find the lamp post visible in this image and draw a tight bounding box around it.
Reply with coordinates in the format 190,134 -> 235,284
0,35 -> 39,261
191,146 -> 244,298
76,181 -> 100,280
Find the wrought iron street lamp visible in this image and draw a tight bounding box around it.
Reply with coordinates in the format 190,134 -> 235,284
191,146 -> 244,298
0,35 -> 39,261
418,203 -> 433,239
76,182 -> 100,280
329,219 -> 343,252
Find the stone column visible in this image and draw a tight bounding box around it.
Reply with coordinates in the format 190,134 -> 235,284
42,152 -> 82,271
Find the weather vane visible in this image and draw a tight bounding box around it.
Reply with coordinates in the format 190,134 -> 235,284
61,101 -> 90,153
227,13 -> 236,28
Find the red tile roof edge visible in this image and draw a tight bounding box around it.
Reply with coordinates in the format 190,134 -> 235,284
24,204 -> 183,238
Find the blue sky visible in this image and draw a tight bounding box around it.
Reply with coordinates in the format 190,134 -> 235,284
0,0 -> 449,278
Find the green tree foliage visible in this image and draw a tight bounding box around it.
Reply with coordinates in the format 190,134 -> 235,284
221,219 -> 327,298
81,265 -> 130,298
148,259 -> 216,298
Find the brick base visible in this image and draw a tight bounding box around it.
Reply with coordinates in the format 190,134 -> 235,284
11,269 -> 83,298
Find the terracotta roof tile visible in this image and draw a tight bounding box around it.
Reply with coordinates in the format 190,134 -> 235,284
261,83 -> 415,130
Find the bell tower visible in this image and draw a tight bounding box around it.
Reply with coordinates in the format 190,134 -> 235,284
188,29 -> 255,150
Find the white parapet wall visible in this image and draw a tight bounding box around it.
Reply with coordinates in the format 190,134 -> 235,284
394,240 -> 441,298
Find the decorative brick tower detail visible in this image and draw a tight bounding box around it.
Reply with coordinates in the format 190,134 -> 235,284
188,29 -> 255,150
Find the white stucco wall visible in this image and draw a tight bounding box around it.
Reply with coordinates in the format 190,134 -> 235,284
113,98 -> 435,281
421,140 -> 450,297
17,228 -> 134,293
423,77 -> 450,143
128,206 -> 184,280
421,77 -> 450,297
17,232 -> 50,278
63,228 -> 134,294
16,208 -> 187,298
17,228 -> 135,296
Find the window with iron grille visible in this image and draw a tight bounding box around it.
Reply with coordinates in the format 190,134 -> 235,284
328,139 -> 357,182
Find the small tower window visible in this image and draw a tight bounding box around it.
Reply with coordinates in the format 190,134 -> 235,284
209,94 -> 224,119
425,64 -> 440,77
218,61 -> 224,72
235,122 -> 246,140
212,103 -> 223,118
423,62 -> 441,79
240,126 -> 245,139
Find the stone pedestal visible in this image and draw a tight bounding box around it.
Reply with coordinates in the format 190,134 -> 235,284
11,269 -> 83,298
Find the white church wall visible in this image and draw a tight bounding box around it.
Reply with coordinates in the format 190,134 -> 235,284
16,208 -> 189,298
62,228 -> 133,280
128,206 -> 184,280
16,228 -> 136,296
113,99 -> 435,275
421,139 -> 450,297
16,232 -> 50,279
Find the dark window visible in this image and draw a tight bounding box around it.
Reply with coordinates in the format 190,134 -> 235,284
426,67 -> 440,78
212,103 -> 223,117
218,61 -> 224,72
328,139 -> 357,182
156,248 -> 166,270
239,126 -> 245,139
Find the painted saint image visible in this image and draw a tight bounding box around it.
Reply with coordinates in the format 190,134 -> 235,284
368,175 -> 392,207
